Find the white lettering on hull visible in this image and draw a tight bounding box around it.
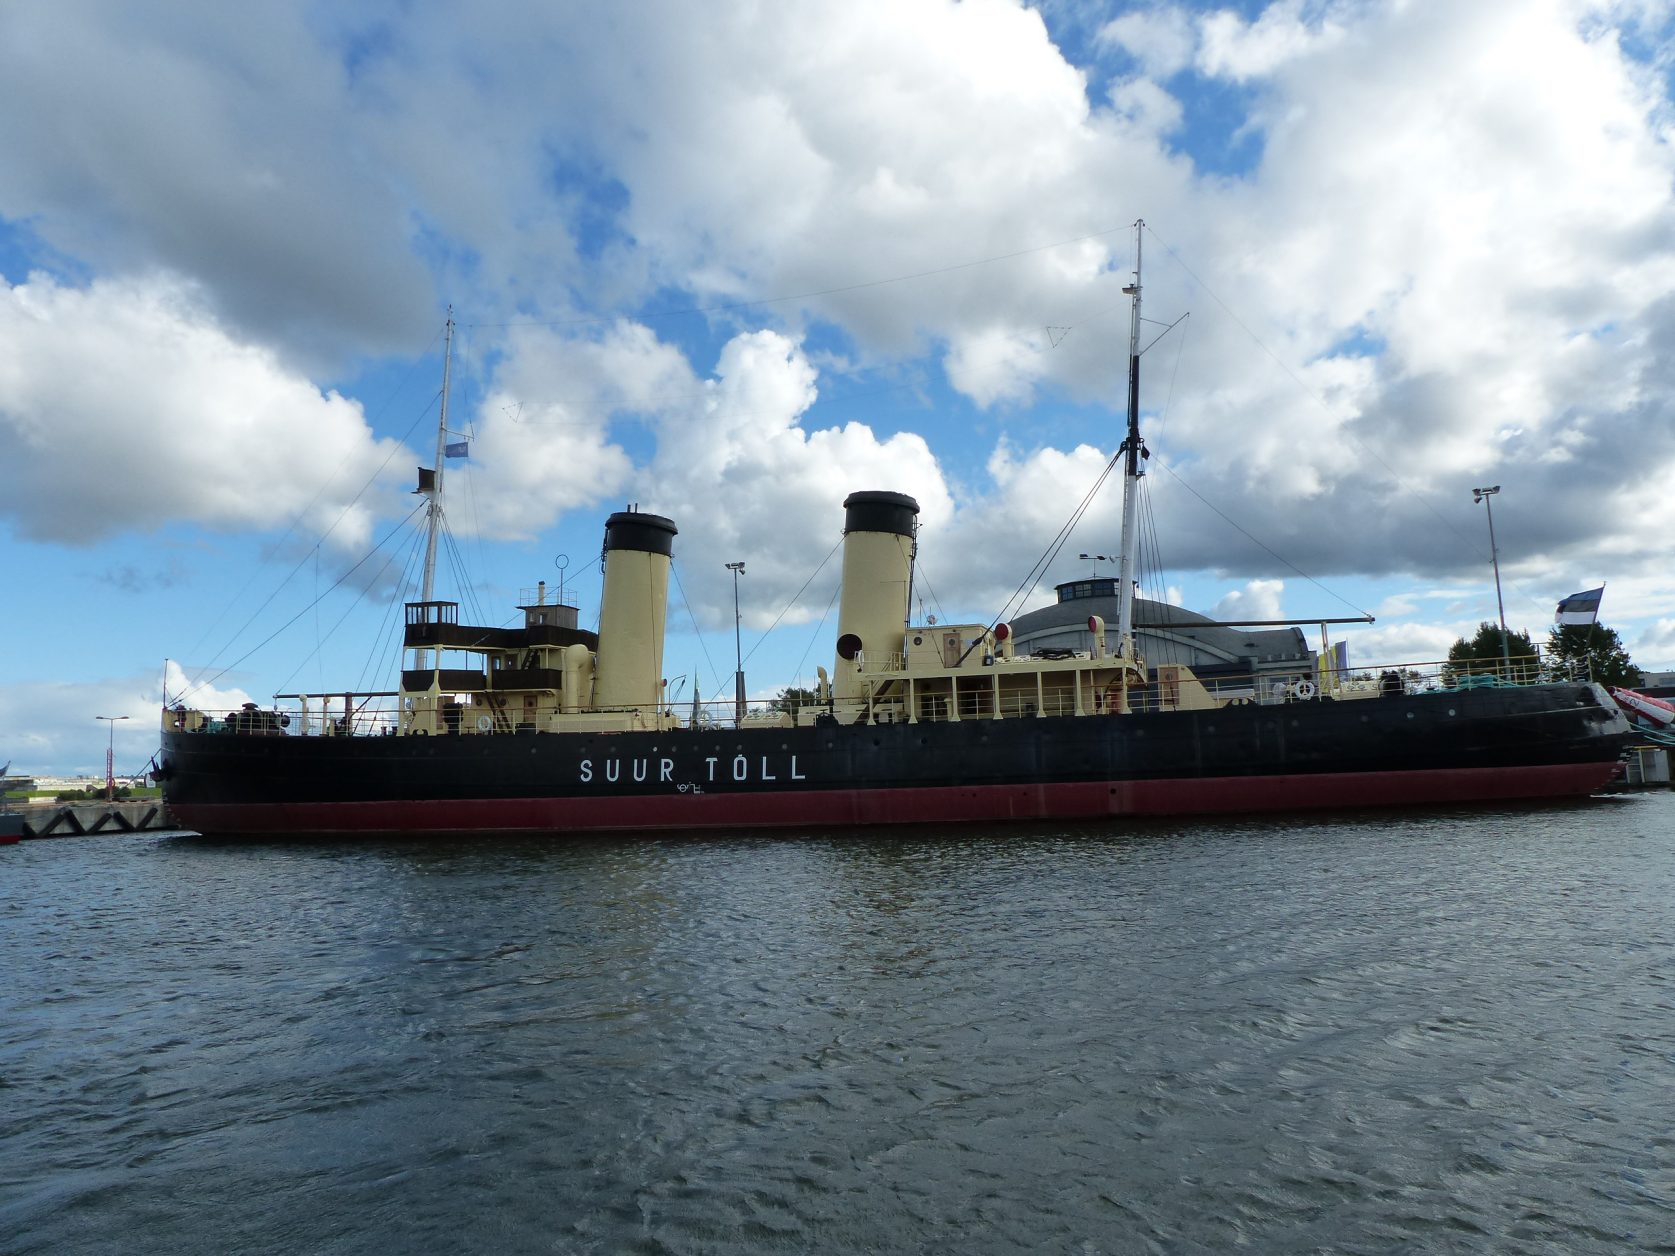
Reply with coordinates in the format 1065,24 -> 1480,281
579,754 -> 810,786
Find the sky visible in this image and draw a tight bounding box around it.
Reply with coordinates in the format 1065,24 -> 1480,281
4,0 -> 1675,776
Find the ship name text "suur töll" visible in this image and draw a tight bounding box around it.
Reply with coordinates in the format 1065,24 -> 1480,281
578,754 -> 808,784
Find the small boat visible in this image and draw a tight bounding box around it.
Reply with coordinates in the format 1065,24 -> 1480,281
1610,687 -> 1675,729
156,226 -> 1635,837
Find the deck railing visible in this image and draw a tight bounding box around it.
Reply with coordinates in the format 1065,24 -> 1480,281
165,654 -> 1603,738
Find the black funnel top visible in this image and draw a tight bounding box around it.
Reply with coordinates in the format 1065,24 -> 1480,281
842,491 -> 919,537
604,510 -> 678,557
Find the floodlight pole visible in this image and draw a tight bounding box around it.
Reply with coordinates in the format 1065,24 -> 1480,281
96,715 -> 130,802
1079,553 -> 1113,577
726,562 -> 746,725
1472,486 -> 1511,674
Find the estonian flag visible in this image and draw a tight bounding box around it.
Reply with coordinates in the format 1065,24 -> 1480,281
444,440 -> 469,459
1555,586 -> 1604,625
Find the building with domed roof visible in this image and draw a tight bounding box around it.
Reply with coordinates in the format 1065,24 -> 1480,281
1008,577 -> 1335,700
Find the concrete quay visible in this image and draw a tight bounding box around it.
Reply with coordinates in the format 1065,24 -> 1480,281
9,799 -> 181,839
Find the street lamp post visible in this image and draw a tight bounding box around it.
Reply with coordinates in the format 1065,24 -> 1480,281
1471,485 -> 1511,675
726,561 -> 746,725
96,715 -> 130,802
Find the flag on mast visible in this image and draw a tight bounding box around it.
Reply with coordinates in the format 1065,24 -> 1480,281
1555,586 -> 1604,626
444,440 -> 469,459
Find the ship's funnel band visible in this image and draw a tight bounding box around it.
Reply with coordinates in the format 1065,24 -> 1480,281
604,511 -> 678,556
843,491 -> 919,537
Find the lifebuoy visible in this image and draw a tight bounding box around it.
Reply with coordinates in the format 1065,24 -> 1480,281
476,714 -> 494,732
1294,680 -> 1317,700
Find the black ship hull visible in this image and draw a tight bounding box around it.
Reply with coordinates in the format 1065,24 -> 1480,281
159,682 -> 1634,837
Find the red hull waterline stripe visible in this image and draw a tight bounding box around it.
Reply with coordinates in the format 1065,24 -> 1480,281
173,762 -> 1624,836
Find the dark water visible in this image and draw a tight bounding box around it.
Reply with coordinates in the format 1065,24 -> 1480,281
4,797 -> 1674,1255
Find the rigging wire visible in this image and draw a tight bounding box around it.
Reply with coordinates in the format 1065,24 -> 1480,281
740,538 -> 845,666
187,385 -> 448,684
313,545 -> 323,697
179,499 -> 430,703
1151,312 -> 1191,450
912,558 -> 950,627
184,323 -> 447,666
1143,223 -> 1524,610
1148,452 -> 1374,619
1142,343 -> 1191,667
274,522 -> 418,696
440,519 -> 489,627
791,580 -> 845,685
1132,477 -> 1170,665
356,523 -> 429,694
1140,480 -> 1192,669
456,323 -> 489,586
668,561 -> 723,698
988,451 -> 1124,631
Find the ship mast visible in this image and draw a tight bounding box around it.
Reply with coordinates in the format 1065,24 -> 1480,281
420,309 -> 454,607
1114,220 -> 1144,655
412,310 -> 454,673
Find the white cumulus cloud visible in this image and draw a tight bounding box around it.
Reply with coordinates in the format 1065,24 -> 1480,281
0,273 -> 408,551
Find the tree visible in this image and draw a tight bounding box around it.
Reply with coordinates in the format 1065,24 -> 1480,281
770,685 -> 822,714
1445,622 -> 1538,684
1546,623 -> 1642,687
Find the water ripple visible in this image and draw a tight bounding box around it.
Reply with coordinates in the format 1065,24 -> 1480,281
3,797 -> 1675,1253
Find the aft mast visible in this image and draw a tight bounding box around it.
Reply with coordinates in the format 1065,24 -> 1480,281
1114,220 -> 1144,655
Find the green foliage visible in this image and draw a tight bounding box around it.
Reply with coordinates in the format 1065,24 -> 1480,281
1444,622 -> 1538,683
53,786 -> 134,802
769,685 -> 822,714
1546,623 -> 1642,687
